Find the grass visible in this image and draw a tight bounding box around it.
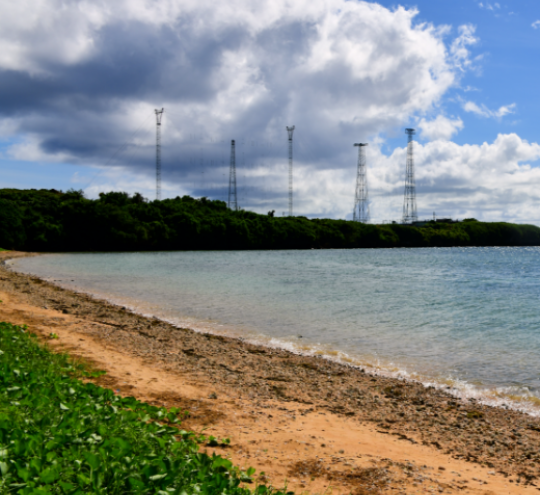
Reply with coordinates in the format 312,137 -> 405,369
0,321 -> 288,495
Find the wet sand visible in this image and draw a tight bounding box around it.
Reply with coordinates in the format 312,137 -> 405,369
1,250 -> 539,494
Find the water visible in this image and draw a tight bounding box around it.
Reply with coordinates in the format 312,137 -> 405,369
11,247 -> 540,413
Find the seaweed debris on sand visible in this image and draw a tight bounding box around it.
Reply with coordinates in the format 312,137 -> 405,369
1,250 -> 539,494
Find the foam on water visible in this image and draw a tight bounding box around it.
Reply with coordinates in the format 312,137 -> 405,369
10,247 -> 540,415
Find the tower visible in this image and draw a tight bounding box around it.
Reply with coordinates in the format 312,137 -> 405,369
155,108 -> 164,200
286,126 -> 295,216
228,139 -> 238,210
352,143 -> 369,223
402,128 -> 418,223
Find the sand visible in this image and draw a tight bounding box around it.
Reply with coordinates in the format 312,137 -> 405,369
1,250 -> 539,495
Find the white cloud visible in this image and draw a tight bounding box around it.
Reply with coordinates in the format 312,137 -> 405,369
0,0 -> 108,73
7,136 -> 76,163
478,2 -> 500,11
450,24 -> 479,71
356,133 -> 540,223
8,0 -> 539,225
75,132 -> 540,224
1,1 -> 479,169
463,101 -> 516,119
532,20 -> 540,29
0,0 -> 474,118
80,164 -> 188,201
418,115 -> 464,141
235,133 -> 540,223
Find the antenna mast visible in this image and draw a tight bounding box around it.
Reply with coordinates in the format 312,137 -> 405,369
402,128 -> 418,223
228,140 -> 238,210
286,126 -> 295,216
155,108 -> 164,200
352,143 -> 369,223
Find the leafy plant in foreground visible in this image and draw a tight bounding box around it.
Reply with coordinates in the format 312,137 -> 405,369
0,322 -> 284,495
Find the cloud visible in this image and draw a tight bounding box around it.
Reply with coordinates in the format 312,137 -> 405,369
0,0 -> 107,74
463,101 -> 516,119
359,133 -> 540,223
478,2 -> 500,11
532,20 -> 540,29
449,25 -> 478,71
0,0 -> 475,160
5,0 -> 538,224
418,115 -> 464,141
56,132 -> 540,226
223,132 -> 540,223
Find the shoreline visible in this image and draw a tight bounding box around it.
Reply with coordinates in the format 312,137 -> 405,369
9,253 -> 540,420
2,250 -> 540,494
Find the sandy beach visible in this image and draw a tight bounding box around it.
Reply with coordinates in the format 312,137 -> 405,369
1,251 -> 539,495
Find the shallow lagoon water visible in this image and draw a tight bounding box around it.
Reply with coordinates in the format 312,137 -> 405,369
12,247 -> 540,411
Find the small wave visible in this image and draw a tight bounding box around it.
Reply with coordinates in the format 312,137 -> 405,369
161,314 -> 540,417
10,257 -> 540,418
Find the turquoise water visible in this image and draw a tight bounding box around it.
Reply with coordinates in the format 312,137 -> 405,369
11,247 -> 540,412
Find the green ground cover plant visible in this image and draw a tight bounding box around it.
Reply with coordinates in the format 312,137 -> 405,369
1,188 -> 539,250
0,321 -> 282,495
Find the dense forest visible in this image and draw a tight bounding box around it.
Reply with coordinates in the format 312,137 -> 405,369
1,188 -> 540,251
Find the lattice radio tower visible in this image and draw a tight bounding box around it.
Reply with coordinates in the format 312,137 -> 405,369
352,143 -> 369,223
402,128 -> 418,223
155,108 -> 164,200
228,139 -> 238,210
286,126 -> 295,216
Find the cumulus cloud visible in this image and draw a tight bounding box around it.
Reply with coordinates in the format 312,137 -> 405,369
2,0 -> 539,224
0,0 -> 107,74
69,133 -> 540,226
0,0 -> 474,159
418,115 -> 464,141
362,133 -> 540,223
463,101 -> 516,119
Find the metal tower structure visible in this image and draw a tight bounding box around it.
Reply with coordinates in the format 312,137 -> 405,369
402,128 -> 418,223
286,125 -> 295,216
228,139 -> 238,211
155,108 -> 164,200
352,143 -> 369,223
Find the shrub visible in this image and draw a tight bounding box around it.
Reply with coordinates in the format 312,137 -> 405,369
0,321 -> 282,495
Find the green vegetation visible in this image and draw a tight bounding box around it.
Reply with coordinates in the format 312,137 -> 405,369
0,321 -> 281,494
1,188 -> 539,251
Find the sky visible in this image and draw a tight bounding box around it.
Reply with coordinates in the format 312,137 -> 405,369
1,0 -> 540,223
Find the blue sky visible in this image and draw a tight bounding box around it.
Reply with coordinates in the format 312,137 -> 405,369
379,0 -> 540,149
0,0 -> 539,222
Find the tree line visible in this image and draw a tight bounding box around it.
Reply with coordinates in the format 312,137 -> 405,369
1,188 -> 539,251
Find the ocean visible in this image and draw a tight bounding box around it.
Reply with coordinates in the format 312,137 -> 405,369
11,247 -> 540,413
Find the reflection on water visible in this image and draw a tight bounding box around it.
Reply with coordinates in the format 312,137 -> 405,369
12,247 -> 540,413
